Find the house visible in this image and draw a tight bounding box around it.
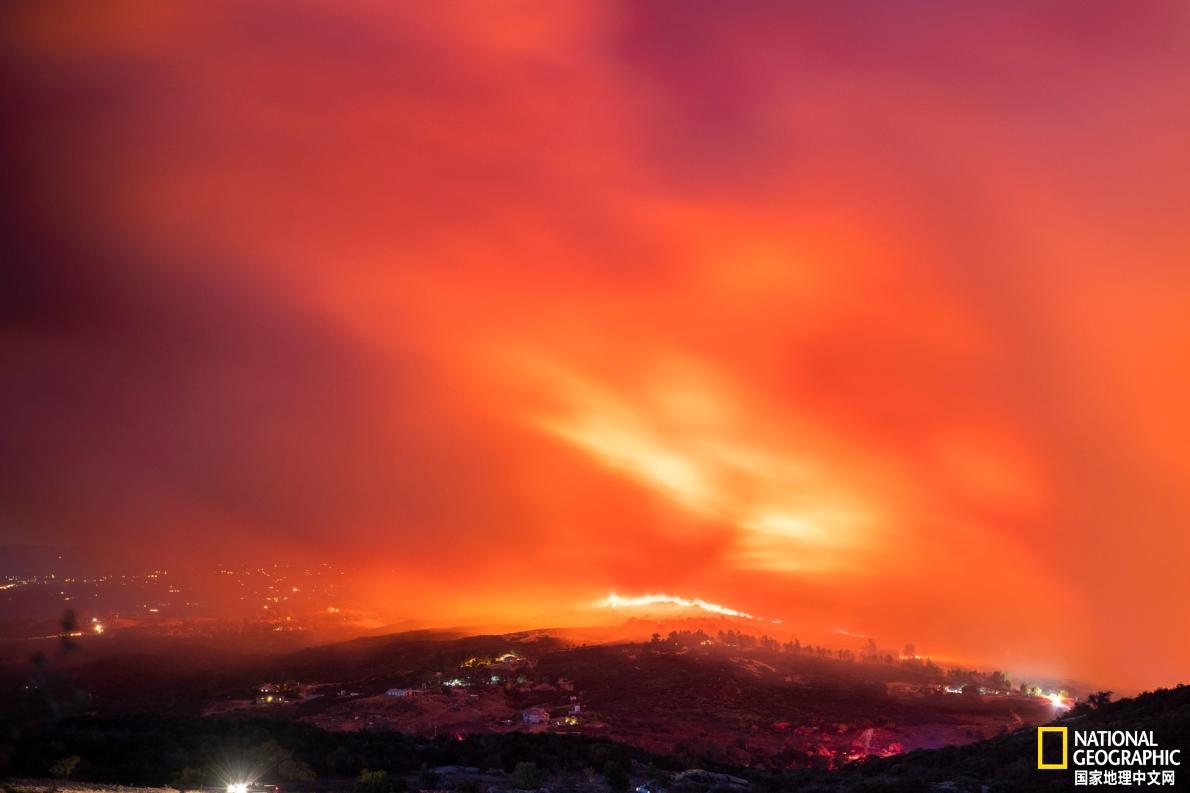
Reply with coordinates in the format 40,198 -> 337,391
255,681 -> 299,705
522,707 -> 550,725
386,687 -> 416,697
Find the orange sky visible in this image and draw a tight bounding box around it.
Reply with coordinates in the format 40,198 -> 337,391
3,0 -> 1190,692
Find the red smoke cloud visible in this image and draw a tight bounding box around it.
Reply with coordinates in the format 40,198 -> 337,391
3,1 -> 1190,691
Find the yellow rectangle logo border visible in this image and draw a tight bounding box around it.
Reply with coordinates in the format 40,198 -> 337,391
1037,726 -> 1068,769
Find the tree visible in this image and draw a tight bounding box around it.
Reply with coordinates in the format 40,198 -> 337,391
512,761 -> 543,789
1088,690 -> 1113,709
174,767 -> 206,789
987,670 -> 1011,692
279,757 -> 316,782
603,760 -> 630,792
50,755 -> 81,780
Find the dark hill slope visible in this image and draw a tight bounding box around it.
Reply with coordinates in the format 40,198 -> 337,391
801,683 -> 1190,792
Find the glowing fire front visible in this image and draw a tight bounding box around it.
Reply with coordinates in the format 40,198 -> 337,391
597,593 -> 757,620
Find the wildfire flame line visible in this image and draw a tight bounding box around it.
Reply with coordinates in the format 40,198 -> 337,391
596,592 -> 757,620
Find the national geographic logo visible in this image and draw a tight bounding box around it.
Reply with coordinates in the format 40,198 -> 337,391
1038,726 -> 1068,769
1037,727 -> 1181,786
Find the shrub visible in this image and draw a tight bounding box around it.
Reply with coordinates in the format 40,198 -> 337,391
357,769 -> 394,793
50,756 -> 81,781
512,761 -> 543,789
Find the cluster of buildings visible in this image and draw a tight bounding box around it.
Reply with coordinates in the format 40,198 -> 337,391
255,680 -> 303,705
386,687 -> 420,697
376,653 -> 587,732
521,696 -> 583,727
381,681 -> 584,728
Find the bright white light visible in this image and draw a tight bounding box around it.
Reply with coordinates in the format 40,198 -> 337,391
1046,692 -> 1068,710
227,783 -> 249,793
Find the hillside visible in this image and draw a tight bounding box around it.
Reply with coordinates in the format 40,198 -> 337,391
1,626 -> 1064,768
816,683 -> 1190,792
3,685 -> 1187,792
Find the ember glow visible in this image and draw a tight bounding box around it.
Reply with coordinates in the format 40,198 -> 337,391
4,0 -> 1190,694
